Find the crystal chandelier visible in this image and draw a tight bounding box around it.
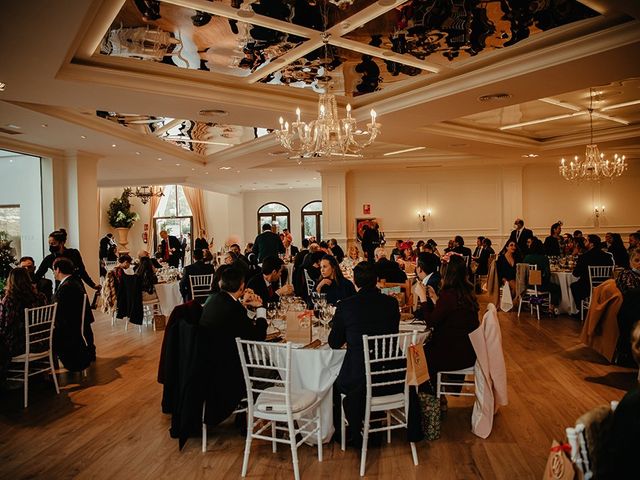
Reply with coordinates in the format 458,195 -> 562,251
274,2 -> 380,159
559,89 -> 627,182
123,186 -> 164,204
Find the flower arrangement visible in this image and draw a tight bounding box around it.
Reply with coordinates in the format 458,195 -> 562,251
107,192 -> 140,228
0,231 -> 17,291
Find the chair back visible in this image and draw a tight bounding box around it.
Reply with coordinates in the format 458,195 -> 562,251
190,274 -> 214,301
303,269 -> 315,298
588,266 -> 613,293
236,339 -> 292,416
362,332 -> 413,400
104,261 -> 117,272
24,303 -> 58,356
525,264 -> 540,292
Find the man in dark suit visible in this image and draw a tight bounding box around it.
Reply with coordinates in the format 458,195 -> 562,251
179,248 -> 215,302
472,236 -> 485,259
373,248 -> 407,283
159,230 -> 182,267
199,267 -> 268,427
505,218 -> 534,255
283,235 -> 299,261
329,262 -> 400,445
414,252 -> 442,311
328,238 -> 344,264
19,256 -> 53,303
452,235 -> 472,266
246,255 -> 294,305
252,223 -> 285,263
361,223 -> 380,263
52,257 -> 93,370
570,234 -> 614,307
99,233 -> 116,260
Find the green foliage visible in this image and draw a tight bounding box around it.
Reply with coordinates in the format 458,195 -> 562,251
107,192 -> 140,228
0,230 -> 17,280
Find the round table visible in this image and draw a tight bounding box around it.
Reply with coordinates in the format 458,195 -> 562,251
550,271 -> 578,314
155,281 -> 183,316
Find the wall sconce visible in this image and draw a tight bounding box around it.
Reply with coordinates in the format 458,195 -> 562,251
417,209 -> 432,222
594,205 -> 605,218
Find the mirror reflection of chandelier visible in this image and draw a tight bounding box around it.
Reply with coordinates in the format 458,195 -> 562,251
123,185 -> 164,204
559,89 -> 627,182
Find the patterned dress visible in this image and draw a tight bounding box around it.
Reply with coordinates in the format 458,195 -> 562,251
0,293 -> 47,357
616,269 -> 640,295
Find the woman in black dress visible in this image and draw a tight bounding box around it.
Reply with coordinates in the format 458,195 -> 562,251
496,240 -> 521,298
315,254 -> 356,305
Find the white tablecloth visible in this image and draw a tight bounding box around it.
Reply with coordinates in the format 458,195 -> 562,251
288,347 -> 346,444
551,271 -> 578,314
155,282 -> 183,316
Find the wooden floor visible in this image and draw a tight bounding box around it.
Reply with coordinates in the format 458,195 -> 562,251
1,302 -> 637,480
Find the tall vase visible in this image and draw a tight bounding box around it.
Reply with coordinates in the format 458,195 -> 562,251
115,227 -> 130,254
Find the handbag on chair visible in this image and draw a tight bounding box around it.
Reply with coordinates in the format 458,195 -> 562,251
417,391 -> 441,440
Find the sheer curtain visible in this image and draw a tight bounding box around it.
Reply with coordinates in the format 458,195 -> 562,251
147,187 -> 162,254
182,186 -> 207,237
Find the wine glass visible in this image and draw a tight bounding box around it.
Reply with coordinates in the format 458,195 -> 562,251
266,302 -> 277,330
320,305 -> 333,342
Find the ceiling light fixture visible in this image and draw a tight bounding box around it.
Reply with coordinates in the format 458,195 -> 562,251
80,135 -> 87,139
123,186 -> 164,205
384,146 -> 426,156
559,88 -> 627,182
219,166 -> 232,170
479,93 -> 511,102
111,144 -> 117,147
521,153 -> 539,158
500,111 -> 586,130
274,5 -> 380,159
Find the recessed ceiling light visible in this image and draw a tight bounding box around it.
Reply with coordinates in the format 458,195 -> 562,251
111,144 -> 117,147
236,170 -> 240,173
219,166 -> 232,170
205,172 -> 209,175
175,163 -> 181,166
135,151 -> 141,155
313,177 -> 317,180
6,124 -> 20,129
478,93 -> 511,102
521,153 -> 539,158
384,146 -> 426,156
9,159 -> 14,163
199,109 -> 229,117
191,168 -> 195,171
41,123 -> 48,128
80,135 -> 86,139
252,188 -> 256,190
289,186 -> 293,189
157,157 -> 162,161
269,169 -> 273,172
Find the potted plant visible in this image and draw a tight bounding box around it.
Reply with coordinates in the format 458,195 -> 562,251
107,192 -> 140,252
0,231 -> 17,292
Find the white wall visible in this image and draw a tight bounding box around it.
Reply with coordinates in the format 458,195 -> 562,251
202,190 -> 244,252
344,163 -> 640,252
241,188 -> 322,247
99,187 -> 150,257
0,153 -> 43,263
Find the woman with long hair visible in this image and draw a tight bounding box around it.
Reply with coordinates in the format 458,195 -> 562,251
315,254 -> 356,305
418,255 -> 480,383
607,232 -> 630,268
136,256 -> 158,300
341,245 -> 363,270
496,240 -> 521,298
0,268 -> 47,380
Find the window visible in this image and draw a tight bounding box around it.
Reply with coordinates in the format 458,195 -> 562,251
154,185 -> 193,254
257,202 -> 290,234
301,200 -> 322,241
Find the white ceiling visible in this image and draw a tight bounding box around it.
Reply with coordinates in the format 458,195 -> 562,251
0,0 -> 639,194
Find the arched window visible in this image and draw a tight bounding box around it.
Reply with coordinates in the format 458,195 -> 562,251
154,185 -> 193,254
257,202 -> 290,234
301,200 -> 322,241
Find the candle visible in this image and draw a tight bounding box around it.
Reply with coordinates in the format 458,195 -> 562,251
370,109 -> 377,123
279,116 -> 284,127
346,104 -> 351,118
296,107 -> 301,123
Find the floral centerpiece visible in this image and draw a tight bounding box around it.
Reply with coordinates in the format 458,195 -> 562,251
107,193 -> 140,228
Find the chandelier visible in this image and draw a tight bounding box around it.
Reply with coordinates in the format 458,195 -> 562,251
274,2 -> 380,159
123,186 -> 164,204
559,89 -> 627,182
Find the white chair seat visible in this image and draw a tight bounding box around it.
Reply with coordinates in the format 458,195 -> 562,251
442,366 -> 474,376
11,351 -> 49,362
255,387 -> 317,414
370,392 -> 404,408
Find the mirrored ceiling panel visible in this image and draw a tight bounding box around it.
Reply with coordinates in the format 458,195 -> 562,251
96,111 -> 268,155
260,44 -> 429,97
344,0 -> 599,67
99,0 -> 307,77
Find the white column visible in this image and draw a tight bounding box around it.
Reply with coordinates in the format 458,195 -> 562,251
320,170 -> 348,248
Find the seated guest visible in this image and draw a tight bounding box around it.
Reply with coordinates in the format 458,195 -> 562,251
0,268 -> 47,381
523,238 -> 561,311
229,244 -> 251,269
283,235 -> 300,262
606,232 -> 629,268
341,245 -> 363,270
573,230 -> 583,238
572,236 -> 586,256
616,248 -> 640,295
390,239 -> 403,261
426,239 -> 441,257
295,251 -> 325,299
18,256 -> 53,303
452,235 -> 472,266
199,267 -> 267,427
543,222 -> 563,257
319,241 -> 332,255
562,233 -> 574,256
373,248 -> 407,283
328,238 -> 344,264
101,254 -> 132,315
414,240 -> 426,257
476,238 -> 495,276
244,242 -> 254,257
246,255 -> 294,305
137,250 -> 162,269
329,262 -> 400,446
396,241 -> 415,270
444,239 -> 455,254
615,248 -> 640,365
570,234 -> 615,308
496,240 -> 521,298
628,232 -> 639,255
136,256 -> 159,301
607,321 -> 640,477
179,248 -> 215,302
315,254 -> 356,305
472,236 -> 485,260
293,238 -> 310,268
52,258 -> 93,370
418,255 -> 480,383
414,252 -> 442,299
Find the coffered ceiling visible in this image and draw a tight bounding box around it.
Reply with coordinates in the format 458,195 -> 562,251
0,0 -> 639,194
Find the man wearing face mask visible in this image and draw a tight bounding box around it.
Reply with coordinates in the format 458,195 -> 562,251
18,256 -> 53,303
504,218 -> 534,255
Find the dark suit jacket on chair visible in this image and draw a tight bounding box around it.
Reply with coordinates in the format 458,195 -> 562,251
179,261 -> 215,301
328,287 -> 400,392
199,292 -> 267,427
53,277 -> 92,372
